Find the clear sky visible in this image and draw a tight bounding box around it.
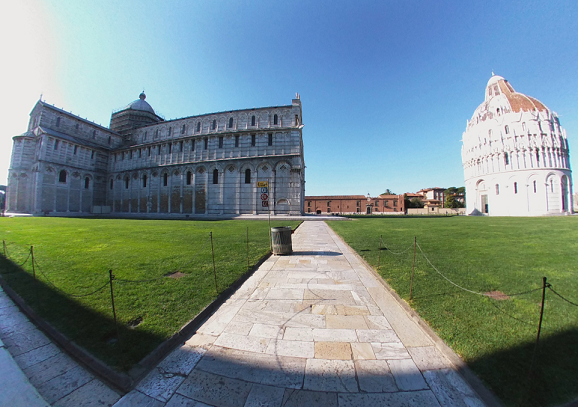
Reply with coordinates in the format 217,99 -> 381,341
1,0 -> 577,196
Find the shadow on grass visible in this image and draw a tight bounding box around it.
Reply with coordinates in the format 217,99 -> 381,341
468,328 -> 578,407
0,255 -> 164,387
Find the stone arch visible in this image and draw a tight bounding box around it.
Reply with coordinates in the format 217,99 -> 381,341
545,172 -> 561,213
475,179 -> 489,214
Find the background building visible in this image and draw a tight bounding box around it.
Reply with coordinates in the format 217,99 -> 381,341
305,194 -> 404,215
7,94 -> 305,216
462,75 -> 572,216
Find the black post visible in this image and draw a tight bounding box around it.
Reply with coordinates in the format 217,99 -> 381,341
246,227 -> 250,271
2,240 -> 6,257
528,277 -> 548,379
31,246 -> 38,306
108,270 -> 119,341
378,235 -> 382,269
409,237 -> 417,300
210,232 -> 218,294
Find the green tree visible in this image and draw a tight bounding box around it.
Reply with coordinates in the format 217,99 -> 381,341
381,189 -> 395,195
444,186 -> 465,208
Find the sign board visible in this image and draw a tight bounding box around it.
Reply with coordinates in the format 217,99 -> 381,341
257,181 -> 268,188
259,181 -> 269,209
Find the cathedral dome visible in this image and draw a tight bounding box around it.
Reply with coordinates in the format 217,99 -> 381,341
125,92 -> 156,115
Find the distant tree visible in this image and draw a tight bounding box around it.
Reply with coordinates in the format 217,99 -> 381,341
444,186 -> 465,208
404,194 -> 424,208
381,189 -> 396,195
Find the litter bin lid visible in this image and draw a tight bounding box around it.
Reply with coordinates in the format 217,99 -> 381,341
271,226 -> 292,231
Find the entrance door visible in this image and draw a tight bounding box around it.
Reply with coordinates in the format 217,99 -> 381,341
366,206 -> 372,214
481,195 -> 488,214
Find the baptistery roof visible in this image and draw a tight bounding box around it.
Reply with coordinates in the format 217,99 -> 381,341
124,92 -> 156,115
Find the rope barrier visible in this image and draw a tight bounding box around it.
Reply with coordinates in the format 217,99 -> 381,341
381,243 -> 414,255
416,242 -> 489,297
548,287 -> 578,307
33,257 -> 109,298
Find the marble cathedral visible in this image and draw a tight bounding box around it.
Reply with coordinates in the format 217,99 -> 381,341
7,93 -> 305,216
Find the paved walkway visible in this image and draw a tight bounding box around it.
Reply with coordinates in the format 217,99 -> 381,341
114,221 -> 486,407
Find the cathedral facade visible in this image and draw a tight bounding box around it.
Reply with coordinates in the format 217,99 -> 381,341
462,75 -> 572,216
7,94 -> 305,216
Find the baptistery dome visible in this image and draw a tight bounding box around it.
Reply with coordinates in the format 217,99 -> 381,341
462,75 -> 572,216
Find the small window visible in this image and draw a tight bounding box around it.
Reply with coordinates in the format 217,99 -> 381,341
504,152 -> 509,166
163,173 -> 168,186
186,171 -> 192,185
273,114 -> 278,125
393,201 -> 397,207
536,151 -> 540,164
191,140 -> 195,151
155,129 -> 159,139
138,149 -> 142,158
142,175 -> 147,188
251,115 -> 256,126
251,134 -> 256,146
179,141 -> 183,152
268,133 -> 273,146
56,117 -> 61,127
168,127 -> 172,137
129,150 -> 133,159
91,151 -> 95,159
196,122 -> 201,132
356,201 -> 360,207
212,119 -> 216,130
228,117 -> 233,128
168,144 -> 172,154
59,170 -> 67,183
110,179 -> 113,190
307,201 -> 311,207
550,180 -> 554,192
496,184 -> 500,195
213,169 -> 219,184
158,145 -> 161,154
494,85 -> 499,95
219,136 -> 223,148
522,122 -> 526,131
92,130 -> 96,139
295,114 -> 299,125
514,182 -> 518,194
144,131 -> 147,141
108,136 -> 111,145
245,169 -> 251,184
84,177 -> 90,189
76,123 -> 80,130
181,124 -> 186,134
54,140 -> 59,150
505,125 -> 509,134
488,88 -> 492,97
235,135 -> 239,147
533,180 -> 537,193
204,138 -> 208,149
148,146 -> 151,156
125,178 -> 129,189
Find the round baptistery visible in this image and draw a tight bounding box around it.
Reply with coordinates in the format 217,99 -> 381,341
462,75 -> 572,216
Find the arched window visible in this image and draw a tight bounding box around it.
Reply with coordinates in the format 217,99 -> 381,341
84,177 -> 90,189
92,130 -> 96,139
251,134 -> 256,146
163,173 -> 168,186
125,177 -> 129,189
168,127 -> 172,137
181,124 -> 186,134
108,136 -> 111,145
59,170 -> 67,183
110,179 -> 113,190
212,119 -> 216,130
186,171 -> 192,185
196,122 -> 201,132
514,182 -> 517,194
213,169 -> 219,184
504,153 -> 509,166
495,184 -> 500,195
268,133 -> 273,146
522,122 -> 526,131
533,180 -> 537,193
251,115 -> 256,126
56,117 -> 61,127
142,175 -> 147,188
245,169 -> 251,184
273,114 -> 278,125
228,117 -> 233,128
505,125 -> 509,134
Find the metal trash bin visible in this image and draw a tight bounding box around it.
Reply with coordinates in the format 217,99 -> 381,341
271,226 -> 293,255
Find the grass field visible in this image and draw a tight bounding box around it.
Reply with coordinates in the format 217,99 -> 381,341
0,217 -> 300,372
328,217 -> 578,407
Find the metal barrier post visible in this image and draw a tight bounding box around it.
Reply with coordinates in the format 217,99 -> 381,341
210,232 -> 218,293
246,227 -> 250,271
378,235 -> 383,268
409,237 -> 416,300
109,270 -> 119,341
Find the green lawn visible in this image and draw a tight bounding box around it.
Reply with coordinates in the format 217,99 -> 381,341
0,217 -> 300,371
328,217 -> 578,407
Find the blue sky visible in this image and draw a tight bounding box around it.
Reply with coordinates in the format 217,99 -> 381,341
2,0 -> 577,196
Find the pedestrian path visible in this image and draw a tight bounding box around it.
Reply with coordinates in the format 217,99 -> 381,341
114,221 -> 487,407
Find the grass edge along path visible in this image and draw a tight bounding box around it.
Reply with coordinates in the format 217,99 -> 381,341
0,218 -> 300,374
327,217 -> 578,407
